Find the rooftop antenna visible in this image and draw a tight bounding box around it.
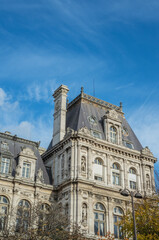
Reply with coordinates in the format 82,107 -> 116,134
93,79 -> 95,97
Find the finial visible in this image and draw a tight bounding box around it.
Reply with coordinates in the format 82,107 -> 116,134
120,102 -> 123,111
81,86 -> 84,97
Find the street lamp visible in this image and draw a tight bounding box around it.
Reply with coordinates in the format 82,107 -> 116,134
120,189 -> 142,240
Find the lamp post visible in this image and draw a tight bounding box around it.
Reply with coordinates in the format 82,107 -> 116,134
120,189 -> 142,240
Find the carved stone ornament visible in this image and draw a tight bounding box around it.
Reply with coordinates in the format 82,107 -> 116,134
141,146 -> 154,157
36,168 -> 44,183
20,147 -> 36,158
81,156 -> 86,173
105,109 -> 119,120
82,203 -> 87,224
15,164 -> 21,176
78,127 -> 91,136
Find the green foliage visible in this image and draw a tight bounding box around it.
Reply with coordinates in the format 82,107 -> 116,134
120,197 -> 159,240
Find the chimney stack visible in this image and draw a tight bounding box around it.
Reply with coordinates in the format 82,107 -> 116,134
52,85 -> 69,146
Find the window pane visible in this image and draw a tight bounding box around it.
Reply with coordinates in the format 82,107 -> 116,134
99,213 -> 104,221
94,212 -> 98,219
94,221 -> 98,235
114,224 -> 118,238
100,223 -> 104,236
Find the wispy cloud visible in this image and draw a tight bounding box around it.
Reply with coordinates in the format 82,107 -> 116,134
115,82 -> 134,90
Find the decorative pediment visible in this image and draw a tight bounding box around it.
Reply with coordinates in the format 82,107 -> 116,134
19,147 -> 37,159
141,146 -> 154,157
105,109 -> 119,120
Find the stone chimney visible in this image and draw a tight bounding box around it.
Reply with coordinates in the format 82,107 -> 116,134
52,85 -> 69,146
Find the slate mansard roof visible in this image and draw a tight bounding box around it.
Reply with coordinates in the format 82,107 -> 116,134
66,91 -> 143,151
0,132 -> 52,185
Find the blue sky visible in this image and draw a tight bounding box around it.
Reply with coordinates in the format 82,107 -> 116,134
0,0 -> 159,171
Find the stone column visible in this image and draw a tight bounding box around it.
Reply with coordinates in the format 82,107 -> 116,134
77,142 -> 81,178
107,155 -> 111,185
142,163 -> 146,192
151,166 -> 155,192
87,147 -> 92,180
124,159 -> 128,188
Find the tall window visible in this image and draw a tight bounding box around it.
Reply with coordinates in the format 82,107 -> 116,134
22,162 -> 31,178
110,126 -> 117,144
129,168 -> 137,190
94,203 -> 105,236
114,207 -> 123,239
94,158 -> 103,181
112,163 -> 121,186
0,196 -> 9,231
0,158 -> 10,174
16,200 -> 30,232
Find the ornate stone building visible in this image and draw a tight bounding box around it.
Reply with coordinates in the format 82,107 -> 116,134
0,84 -> 157,239
42,85 -> 157,239
0,131 -> 53,232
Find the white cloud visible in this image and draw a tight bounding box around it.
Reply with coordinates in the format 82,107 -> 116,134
0,88 -> 7,106
25,79 -> 58,102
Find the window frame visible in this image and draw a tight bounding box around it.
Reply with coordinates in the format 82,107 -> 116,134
0,196 -> 9,231
16,199 -> 31,232
110,126 -> 117,144
22,162 -> 31,178
94,203 -> 106,236
113,206 -> 123,239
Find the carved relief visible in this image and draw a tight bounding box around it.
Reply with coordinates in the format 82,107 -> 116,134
15,164 -> 21,176
105,109 -> 119,120
82,203 -> 87,224
81,156 -> 86,173
141,147 -> 154,157
36,168 -> 44,183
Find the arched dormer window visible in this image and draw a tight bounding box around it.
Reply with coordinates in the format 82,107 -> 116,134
0,196 -> 9,230
16,200 -> 31,232
129,168 -> 137,190
94,158 -> 103,181
110,126 -> 117,144
112,163 -> 121,186
113,207 -> 123,239
94,203 -> 106,236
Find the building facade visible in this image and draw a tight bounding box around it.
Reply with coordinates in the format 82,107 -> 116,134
42,85 -> 157,239
0,132 -> 53,232
0,84 -> 157,239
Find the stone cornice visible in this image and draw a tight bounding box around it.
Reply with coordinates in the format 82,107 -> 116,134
42,131 -> 157,164
0,132 -> 39,148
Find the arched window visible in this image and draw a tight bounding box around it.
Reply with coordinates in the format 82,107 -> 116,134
39,203 -> 50,231
110,126 -> 117,144
129,168 -> 137,190
114,207 -> 123,239
94,203 -> 105,236
0,196 -> 9,230
16,200 -> 31,232
146,174 -> 150,189
94,158 -> 103,181
112,163 -> 121,186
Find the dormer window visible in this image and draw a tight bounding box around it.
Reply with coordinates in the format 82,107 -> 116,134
123,141 -> 134,149
0,158 -> 10,174
1,142 -> 9,151
22,162 -> 31,178
110,126 -> 117,144
88,115 -> 97,125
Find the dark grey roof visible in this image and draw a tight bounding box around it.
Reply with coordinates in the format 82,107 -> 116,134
66,98 -> 143,151
0,133 -> 52,185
